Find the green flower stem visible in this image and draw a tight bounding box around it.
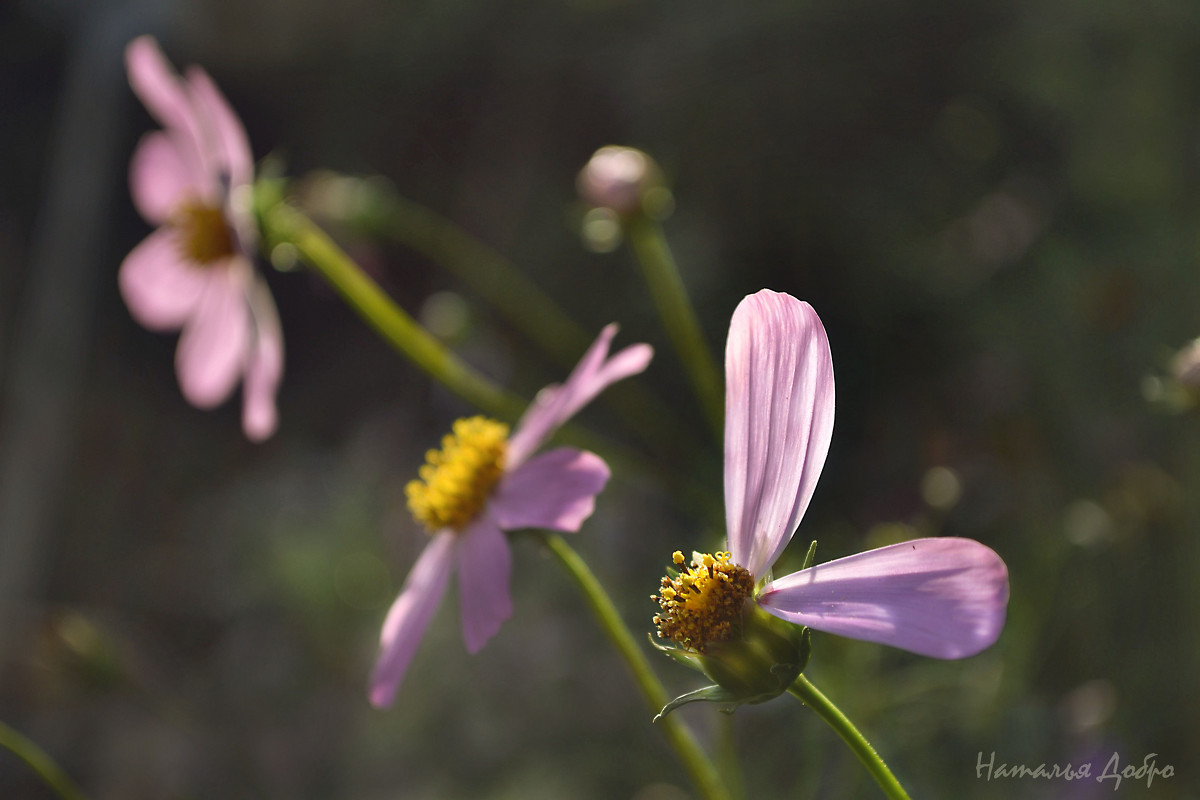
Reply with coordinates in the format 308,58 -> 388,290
624,215 -> 724,441
787,675 -> 913,800
259,199 -> 527,423
258,191 -> 720,518
0,720 -> 87,800
537,532 -> 732,800
345,181 -> 594,369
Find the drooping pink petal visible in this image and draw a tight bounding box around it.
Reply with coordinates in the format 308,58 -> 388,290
489,448 -> 610,532
369,531 -> 456,708
456,517 -> 513,654
129,132 -> 204,224
724,290 -> 835,579
241,277 -> 284,441
124,36 -> 210,192
757,537 -> 1009,659
175,264 -> 250,408
118,227 -> 209,331
185,65 -> 254,193
507,324 -> 653,467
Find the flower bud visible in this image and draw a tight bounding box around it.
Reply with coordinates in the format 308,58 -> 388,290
1171,337 -> 1200,388
577,145 -> 669,218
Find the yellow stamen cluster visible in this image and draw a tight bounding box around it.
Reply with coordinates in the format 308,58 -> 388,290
406,416 -> 509,532
652,550 -> 755,652
174,200 -> 237,265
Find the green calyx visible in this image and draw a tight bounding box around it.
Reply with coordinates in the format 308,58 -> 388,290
651,601 -> 812,721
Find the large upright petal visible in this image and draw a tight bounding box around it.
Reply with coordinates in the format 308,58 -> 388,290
489,448 -> 610,532
724,290 -> 834,579
757,538 -> 1009,659
369,531 -> 456,708
456,517 -> 513,654
507,324 -> 652,468
185,65 -> 254,193
175,265 -> 250,408
125,36 -> 211,194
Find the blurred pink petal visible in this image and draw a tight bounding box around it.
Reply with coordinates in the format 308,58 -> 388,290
369,531 -> 456,708
129,132 -> 203,224
124,36 -> 210,189
725,290 -> 835,579
175,267 -> 251,408
490,448 -> 610,532
507,324 -> 653,466
185,66 -> 254,194
241,277 -> 284,441
456,518 -> 513,654
758,538 -> 1009,658
118,227 -> 208,330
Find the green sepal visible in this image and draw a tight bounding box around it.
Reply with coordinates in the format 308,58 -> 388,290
801,539 -> 818,570
648,633 -> 704,672
653,684 -> 744,722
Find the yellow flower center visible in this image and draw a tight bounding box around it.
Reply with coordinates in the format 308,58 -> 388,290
406,416 -> 509,532
652,551 -> 755,653
173,200 -> 237,265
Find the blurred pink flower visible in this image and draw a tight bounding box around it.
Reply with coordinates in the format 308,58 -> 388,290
370,325 -> 652,707
120,36 -> 282,441
726,290 -> 1008,658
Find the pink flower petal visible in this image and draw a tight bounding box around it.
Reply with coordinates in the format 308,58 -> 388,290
757,537 -> 1009,659
724,290 -> 834,579
118,227 -> 209,331
124,36 -> 211,192
489,448 -> 610,532
241,277 -> 284,441
185,65 -> 254,193
507,324 -> 653,467
369,531 -> 456,708
456,517 -> 513,654
129,132 -> 203,225
175,264 -> 250,408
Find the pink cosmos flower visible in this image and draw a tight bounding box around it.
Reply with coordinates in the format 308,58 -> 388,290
370,324 -> 653,708
725,289 -> 1008,658
120,36 -> 283,441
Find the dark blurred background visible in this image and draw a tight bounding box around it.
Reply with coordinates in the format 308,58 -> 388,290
3,0 -> 1200,797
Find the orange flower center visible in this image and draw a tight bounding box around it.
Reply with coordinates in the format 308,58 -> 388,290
174,200 -> 237,265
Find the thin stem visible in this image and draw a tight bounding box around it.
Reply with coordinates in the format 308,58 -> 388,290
350,181 -> 595,369
787,675 -> 913,800
624,215 -> 724,441
259,199 -> 527,423
536,532 -> 732,800
0,720 -> 87,800
321,177 -> 694,461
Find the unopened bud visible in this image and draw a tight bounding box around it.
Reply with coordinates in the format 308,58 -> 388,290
1171,337 -> 1200,387
577,145 -> 669,218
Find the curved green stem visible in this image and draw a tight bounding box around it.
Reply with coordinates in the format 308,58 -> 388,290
0,720 -> 87,800
624,215 -> 724,441
342,179 -> 595,368
312,176 -> 695,461
536,532 -> 732,800
787,675 -> 912,800
258,198 -> 527,423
